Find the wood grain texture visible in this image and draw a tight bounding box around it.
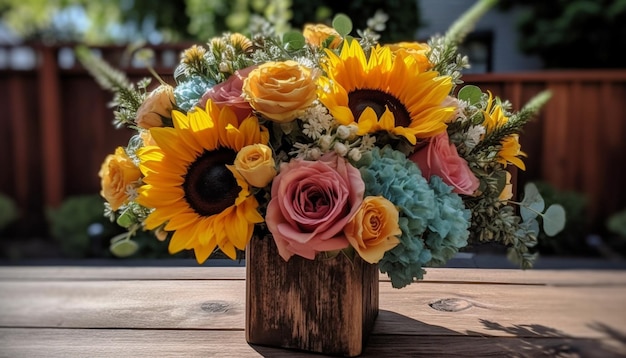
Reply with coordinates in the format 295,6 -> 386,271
1,266 -> 625,357
245,236 -> 378,357
1,328 -> 624,358
2,265 -> 625,285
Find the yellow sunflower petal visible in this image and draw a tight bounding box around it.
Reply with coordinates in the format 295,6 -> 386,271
218,240 -> 237,260
193,243 -> 215,264
149,127 -> 196,162
172,110 -> 190,129
320,40 -> 453,143
168,227 -> 197,254
137,94 -> 269,262
164,211 -> 205,231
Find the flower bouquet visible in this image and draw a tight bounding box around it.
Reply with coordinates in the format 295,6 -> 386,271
80,0 -> 565,355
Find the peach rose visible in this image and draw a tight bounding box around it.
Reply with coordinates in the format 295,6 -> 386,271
135,84 -> 175,129
99,146 -> 142,210
410,132 -> 479,195
266,152 -> 365,260
303,24 -> 342,49
198,66 -> 257,122
344,196 -> 401,264
234,144 -> 277,188
242,60 -> 318,123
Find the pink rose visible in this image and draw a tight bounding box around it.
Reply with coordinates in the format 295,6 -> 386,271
410,132 -> 479,195
265,152 -> 365,260
198,66 -> 257,122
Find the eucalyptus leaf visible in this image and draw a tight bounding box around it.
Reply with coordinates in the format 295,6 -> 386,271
110,232 -> 129,244
116,209 -> 134,228
525,218 -> 540,237
110,239 -> 139,257
283,30 -> 305,51
457,85 -> 483,105
332,14 -> 353,37
520,182 -> 544,221
542,204 -> 566,236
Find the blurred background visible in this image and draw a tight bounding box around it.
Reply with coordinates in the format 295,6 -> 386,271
0,0 -> 625,264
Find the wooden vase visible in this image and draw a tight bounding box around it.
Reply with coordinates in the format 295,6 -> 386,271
245,235 -> 379,357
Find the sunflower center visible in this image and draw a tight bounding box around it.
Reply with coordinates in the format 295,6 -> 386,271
184,148 -> 240,217
348,89 -> 412,127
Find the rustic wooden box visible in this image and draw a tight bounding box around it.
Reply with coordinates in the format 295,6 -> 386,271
245,235 -> 379,357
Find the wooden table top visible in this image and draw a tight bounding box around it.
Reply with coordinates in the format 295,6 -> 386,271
1,265 -> 625,357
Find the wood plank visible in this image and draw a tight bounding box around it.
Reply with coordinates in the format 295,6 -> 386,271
1,279 -> 625,339
1,328 -> 624,358
1,266 -> 626,285
37,45 -> 64,208
7,75 -> 30,214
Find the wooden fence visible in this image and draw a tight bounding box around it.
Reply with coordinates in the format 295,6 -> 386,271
1,44 -> 625,239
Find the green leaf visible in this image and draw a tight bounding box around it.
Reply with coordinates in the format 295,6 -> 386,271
116,209 -> 134,228
321,35 -> 339,48
457,85 -> 482,105
493,170 -> 507,195
542,204 -> 566,237
332,13 -> 353,37
520,182 -> 544,222
283,30 -> 305,50
110,238 -> 139,257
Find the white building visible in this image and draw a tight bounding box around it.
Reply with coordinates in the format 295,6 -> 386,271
416,0 -> 543,73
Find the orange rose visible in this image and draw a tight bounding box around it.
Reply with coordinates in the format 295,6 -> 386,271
344,196 -> 401,264
242,60 -> 318,123
135,84 -> 175,129
388,42 -> 432,72
98,147 -> 141,210
303,24 -> 342,49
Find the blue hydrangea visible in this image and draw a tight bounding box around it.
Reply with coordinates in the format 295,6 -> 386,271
424,176 -> 471,266
356,146 -> 435,288
173,75 -> 215,112
356,146 -> 472,288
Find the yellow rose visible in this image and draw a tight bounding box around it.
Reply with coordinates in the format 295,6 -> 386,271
499,171 -> 514,201
344,196 -> 401,264
303,24 -> 342,49
234,144 -> 277,188
135,84 -> 175,129
242,60 -> 318,123
98,146 -> 142,211
388,42 -> 432,72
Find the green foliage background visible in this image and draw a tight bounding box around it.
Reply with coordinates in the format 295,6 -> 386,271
0,0 -> 420,44
497,0 -> 626,68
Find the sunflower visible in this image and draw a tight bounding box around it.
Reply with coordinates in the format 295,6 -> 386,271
318,40 -> 454,145
136,100 -> 268,263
